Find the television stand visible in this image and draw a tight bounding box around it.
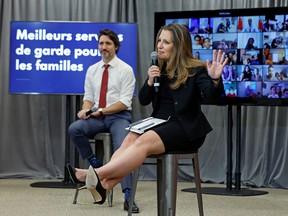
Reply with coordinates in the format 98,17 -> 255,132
30,95 -> 77,189
182,105 -> 268,196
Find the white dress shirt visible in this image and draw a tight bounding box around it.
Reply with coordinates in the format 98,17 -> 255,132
83,56 -> 135,110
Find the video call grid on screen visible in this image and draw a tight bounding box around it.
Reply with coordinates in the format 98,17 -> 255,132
155,7 -> 288,106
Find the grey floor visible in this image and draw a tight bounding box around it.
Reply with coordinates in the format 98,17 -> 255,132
0,179 -> 287,216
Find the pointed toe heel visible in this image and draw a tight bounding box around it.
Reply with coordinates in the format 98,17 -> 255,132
67,164 -> 85,185
86,166 -> 107,205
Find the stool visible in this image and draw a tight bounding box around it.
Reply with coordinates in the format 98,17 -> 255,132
73,132 -> 113,207
128,152 -> 204,216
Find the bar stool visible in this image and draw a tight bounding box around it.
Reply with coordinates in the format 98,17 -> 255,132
73,132 -> 113,207
128,151 -> 204,216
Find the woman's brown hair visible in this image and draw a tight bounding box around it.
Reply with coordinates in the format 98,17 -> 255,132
155,23 -> 206,89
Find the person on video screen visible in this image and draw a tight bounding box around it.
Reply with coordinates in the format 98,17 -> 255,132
217,39 -> 229,49
245,37 -> 257,49
268,85 -> 279,98
193,34 -> 203,49
271,36 -> 285,48
252,68 -> 262,81
203,37 -> 212,49
282,89 -> 288,98
217,21 -> 227,33
226,65 -> 235,81
242,18 -> 259,32
263,46 -> 271,64
241,65 -> 252,81
244,84 -> 256,97
265,53 -> 274,65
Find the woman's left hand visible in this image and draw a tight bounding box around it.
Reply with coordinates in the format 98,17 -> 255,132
206,50 -> 228,79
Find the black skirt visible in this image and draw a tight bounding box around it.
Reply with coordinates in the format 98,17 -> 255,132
150,121 -> 206,153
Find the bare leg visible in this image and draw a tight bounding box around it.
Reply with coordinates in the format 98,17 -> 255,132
74,132 -> 138,182
109,132 -> 140,160
75,130 -> 165,190
97,130 -> 165,190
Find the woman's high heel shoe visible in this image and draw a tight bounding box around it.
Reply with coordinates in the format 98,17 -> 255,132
85,165 -> 107,205
66,164 -> 85,185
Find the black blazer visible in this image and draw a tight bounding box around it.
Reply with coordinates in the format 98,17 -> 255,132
138,66 -> 224,141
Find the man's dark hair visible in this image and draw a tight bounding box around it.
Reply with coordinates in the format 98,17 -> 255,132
99,29 -> 120,53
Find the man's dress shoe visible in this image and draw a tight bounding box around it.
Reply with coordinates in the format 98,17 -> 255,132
124,200 -> 140,213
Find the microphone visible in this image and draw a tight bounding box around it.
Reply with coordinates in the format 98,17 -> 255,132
151,51 -> 160,92
85,107 -> 97,116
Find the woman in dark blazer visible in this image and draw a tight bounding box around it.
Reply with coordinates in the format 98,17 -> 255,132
138,65 -> 224,151
67,23 -> 228,205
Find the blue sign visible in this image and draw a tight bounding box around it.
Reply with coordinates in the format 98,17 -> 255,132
10,21 -> 137,94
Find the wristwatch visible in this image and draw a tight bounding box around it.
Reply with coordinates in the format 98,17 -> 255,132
98,108 -> 103,116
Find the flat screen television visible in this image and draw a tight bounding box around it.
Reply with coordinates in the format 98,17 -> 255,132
154,7 -> 288,106
9,21 -> 137,94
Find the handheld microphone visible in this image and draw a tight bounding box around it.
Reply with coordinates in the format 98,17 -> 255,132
85,107 -> 97,116
151,51 -> 159,92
